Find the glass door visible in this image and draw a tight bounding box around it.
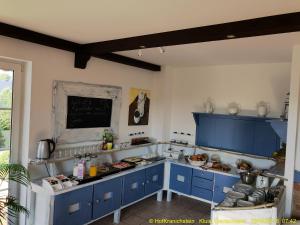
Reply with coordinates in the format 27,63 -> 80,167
0,61 -> 22,225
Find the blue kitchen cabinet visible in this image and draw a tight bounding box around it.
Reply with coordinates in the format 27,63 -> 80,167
122,169 -> 146,205
53,186 -> 93,225
196,115 -> 216,147
193,113 -> 280,157
191,186 -> 213,201
93,177 -> 122,219
215,118 -> 254,153
213,174 -> 239,203
254,122 -> 280,157
191,169 -> 214,201
169,164 -> 192,195
145,164 -> 164,195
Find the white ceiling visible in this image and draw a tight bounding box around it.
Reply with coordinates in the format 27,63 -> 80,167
1,0 -> 300,65
119,32 -> 300,66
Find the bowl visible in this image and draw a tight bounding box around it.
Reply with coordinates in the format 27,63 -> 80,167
240,172 -> 256,185
188,157 -> 206,166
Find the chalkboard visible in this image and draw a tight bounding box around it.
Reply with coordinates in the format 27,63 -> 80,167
66,96 -> 112,129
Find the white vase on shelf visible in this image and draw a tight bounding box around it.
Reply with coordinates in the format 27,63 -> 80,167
204,98 -> 214,114
257,101 -> 269,117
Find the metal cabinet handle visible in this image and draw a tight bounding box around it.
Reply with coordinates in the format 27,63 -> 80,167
142,182 -> 145,186
95,199 -> 100,204
87,202 -> 92,207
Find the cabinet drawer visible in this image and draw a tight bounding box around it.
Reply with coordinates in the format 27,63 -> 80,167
191,186 -> 212,201
193,169 -> 214,180
170,164 -> 192,195
192,177 -> 213,190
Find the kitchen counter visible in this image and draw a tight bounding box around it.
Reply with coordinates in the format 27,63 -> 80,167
31,160 -> 165,196
168,159 -> 240,178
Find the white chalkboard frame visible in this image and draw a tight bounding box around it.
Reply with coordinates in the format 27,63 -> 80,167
52,81 -> 122,144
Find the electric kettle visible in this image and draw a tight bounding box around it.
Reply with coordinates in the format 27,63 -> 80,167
36,139 -> 56,159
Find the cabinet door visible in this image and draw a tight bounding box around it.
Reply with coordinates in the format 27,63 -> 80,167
215,118 -> 236,150
53,186 -> 93,225
196,116 -> 216,147
254,122 -> 280,157
93,177 -> 122,219
122,169 -> 145,206
213,174 -> 239,203
233,120 -> 255,153
169,164 -> 192,195
215,118 -> 254,153
145,164 -> 164,195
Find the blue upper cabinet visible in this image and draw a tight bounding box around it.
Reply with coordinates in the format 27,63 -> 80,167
196,115 -> 216,147
193,113 -> 280,157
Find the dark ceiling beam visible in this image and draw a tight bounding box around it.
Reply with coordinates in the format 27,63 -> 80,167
0,22 -> 161,71
0,22 -> 78,52
82,12 -> 300,54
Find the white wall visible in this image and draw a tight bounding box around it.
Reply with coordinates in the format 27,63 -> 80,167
166,63 -> 291,144
0,35 -> 293,161
0,36 -> 162,160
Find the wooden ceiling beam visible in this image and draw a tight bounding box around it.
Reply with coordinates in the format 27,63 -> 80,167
0,22 -> 161,71
82,12 -> 300,54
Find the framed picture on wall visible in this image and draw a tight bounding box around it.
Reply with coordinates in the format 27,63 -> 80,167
128,88 -> 150,126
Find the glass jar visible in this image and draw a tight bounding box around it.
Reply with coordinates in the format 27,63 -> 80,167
89,154 -> 98,177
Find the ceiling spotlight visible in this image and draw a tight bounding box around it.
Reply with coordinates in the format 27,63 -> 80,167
159,47 -> 166,54
138,49 -> 143,57
226,34 -> 236,39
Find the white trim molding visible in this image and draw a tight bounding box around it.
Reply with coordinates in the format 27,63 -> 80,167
52,81 -> 122,144
285,45 -> 300,217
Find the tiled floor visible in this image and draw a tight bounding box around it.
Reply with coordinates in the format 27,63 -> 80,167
91,193 -> 211,225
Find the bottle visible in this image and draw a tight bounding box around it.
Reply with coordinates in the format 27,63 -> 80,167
77,160 -> 85,180
72,154 -> 81,177
85,153 -> 91,174
178,150 -> 184,161
89,154 -> 98,177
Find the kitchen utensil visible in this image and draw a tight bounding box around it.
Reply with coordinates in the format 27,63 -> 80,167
240,172 -> 256,184
256,175 -> 269,188
237,200 -> 255,207
248,188 -> 266,204
236,159 -> 252,173
188,157 -> 206,166
188,154 -> 208,166
211,154 -> 221,163
270,177 -> 280,187
227,191 -> 246,201
233,183 -> 254,195
36,139 -> 56,159
219,197 -> 235,207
